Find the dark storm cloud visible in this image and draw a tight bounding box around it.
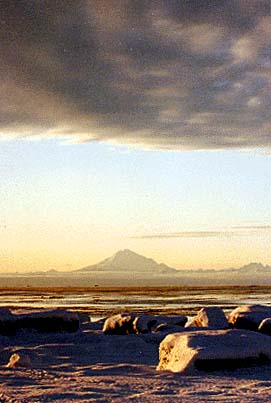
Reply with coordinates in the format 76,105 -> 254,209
0,0 -> 270,149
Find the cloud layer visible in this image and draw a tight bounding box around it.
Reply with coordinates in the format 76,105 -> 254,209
1,0 -> 270,150
132,225 -> 271,239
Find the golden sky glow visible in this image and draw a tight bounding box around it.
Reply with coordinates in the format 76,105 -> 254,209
1,1 -> 271,272
1,140 -> 271,272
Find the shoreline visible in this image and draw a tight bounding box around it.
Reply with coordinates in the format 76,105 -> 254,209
1,284 -> 271,291
0,285 -> 271,319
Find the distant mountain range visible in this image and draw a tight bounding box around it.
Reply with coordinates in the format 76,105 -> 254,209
74,251 -> 271,286
76,249 -> 177,274
3,250 -> 271,286
75,249 -> 271,276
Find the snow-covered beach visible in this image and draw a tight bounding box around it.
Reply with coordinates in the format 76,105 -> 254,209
2,304 -> 271,402
2,329 -> 271,403
2,357 -> 271,402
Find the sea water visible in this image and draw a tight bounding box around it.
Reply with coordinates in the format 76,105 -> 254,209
1,286 -> 271,319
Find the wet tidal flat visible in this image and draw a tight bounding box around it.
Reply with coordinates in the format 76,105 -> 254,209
0,285 -> 271,319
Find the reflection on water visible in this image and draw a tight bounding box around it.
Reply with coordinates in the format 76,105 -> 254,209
1,286 -> 271,318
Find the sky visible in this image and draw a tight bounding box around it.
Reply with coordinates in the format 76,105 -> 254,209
0,0 -> 271,272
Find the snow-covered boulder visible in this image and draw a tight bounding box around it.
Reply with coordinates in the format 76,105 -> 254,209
6,353 -> 31,368
103,313 -> 188,335
228,305 -> 271,330
155,315 -> 187,328
0,308 -> 16,336
157,329 -> 271,374
153,323 -> 186,334
103,313 -> 136,335
133,314 -> 187,334
133,315 -> 157,334
89,318 -> 105,331
258,318 -> 271,335
16,309 -> 80,333
77,312 -> 90,324
0,308 -> 12,316
186,307 -> 228,329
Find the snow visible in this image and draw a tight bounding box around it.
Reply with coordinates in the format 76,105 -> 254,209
1,307 -> 271,402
